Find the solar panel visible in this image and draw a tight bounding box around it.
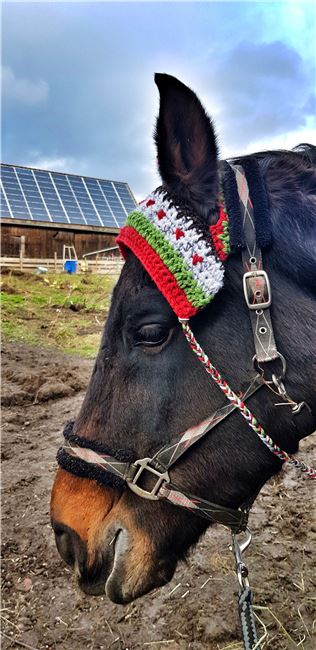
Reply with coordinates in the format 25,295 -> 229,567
0,164 -> 137,229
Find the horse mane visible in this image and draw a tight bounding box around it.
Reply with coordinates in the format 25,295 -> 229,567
225,144 -> 316,296
229,142 -> 316,168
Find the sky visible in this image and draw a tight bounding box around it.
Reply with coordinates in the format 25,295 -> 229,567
2,1 -> 316,198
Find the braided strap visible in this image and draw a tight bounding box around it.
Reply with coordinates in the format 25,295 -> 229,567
180,320 -> 316,479
239,587 -> 261,650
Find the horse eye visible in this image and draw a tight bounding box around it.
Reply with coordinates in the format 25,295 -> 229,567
134,324 -> 170,347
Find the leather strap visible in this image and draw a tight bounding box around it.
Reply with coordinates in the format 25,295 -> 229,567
232,164 -> 279,363
152,376 -> 262,471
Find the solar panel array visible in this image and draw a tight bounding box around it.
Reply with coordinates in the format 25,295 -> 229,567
0,164 -> 137,229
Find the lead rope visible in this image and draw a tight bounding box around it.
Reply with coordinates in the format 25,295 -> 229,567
231,530 -> 263,650
179,319 -> 316,479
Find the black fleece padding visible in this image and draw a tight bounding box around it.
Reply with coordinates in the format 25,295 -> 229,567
221,159 -> 272,251
56,447 -> 127,488
56,421 -> 136,488
63,421 -> 135,461
241,158 -> 272,248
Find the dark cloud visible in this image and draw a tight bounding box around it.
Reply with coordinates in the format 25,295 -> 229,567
203,40 -> 315,148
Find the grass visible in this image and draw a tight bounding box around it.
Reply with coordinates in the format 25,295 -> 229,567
1,271 -> 117,357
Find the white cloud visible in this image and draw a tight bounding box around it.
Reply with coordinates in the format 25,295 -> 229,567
25,154 -> 90,176
1,65 -> 49,106
27,156 -> 73,172
221,122 -> 316,160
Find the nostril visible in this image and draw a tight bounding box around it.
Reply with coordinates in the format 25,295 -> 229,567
55,528 -> 76,567
52,522 -> 86,569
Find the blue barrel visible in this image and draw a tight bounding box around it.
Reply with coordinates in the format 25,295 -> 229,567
64,260 -> 77,274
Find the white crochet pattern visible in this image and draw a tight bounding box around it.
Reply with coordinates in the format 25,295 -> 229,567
140,189 -> 224,297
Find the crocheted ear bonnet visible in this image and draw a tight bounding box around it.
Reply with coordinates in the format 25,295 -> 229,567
117,188 -> 229,320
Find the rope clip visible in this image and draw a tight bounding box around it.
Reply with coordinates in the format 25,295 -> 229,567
230,528 -> 252,590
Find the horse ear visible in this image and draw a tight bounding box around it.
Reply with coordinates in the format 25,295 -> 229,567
154,73 -> 218,220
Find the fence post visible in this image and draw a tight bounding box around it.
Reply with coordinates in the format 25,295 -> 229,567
19,236 -> 25,271
54,251 -> 57,273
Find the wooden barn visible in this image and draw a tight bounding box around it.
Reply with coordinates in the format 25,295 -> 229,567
0,163 -> 137,267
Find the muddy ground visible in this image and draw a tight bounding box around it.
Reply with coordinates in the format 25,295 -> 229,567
1,340 -> 315,650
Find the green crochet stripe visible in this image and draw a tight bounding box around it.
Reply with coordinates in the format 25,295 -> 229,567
219,195 -> 231,256
221,214 -> 231,255
126,211 -> 211,308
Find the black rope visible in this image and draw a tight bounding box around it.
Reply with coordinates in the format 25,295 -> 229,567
239,587 -> 261,650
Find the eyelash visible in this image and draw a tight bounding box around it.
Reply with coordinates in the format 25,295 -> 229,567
133,324 -> 170,348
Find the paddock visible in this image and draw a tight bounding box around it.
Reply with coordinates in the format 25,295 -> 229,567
2,337 -> 315,649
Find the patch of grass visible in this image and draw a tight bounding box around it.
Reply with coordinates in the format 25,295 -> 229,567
1,293 -> 26,307
2,317 -> 40,346
1,271 -> 116,357
65,333 -> 102,358
32,295 -> 47,305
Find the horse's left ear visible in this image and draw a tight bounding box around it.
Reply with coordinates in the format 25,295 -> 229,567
154,73 -> 218,220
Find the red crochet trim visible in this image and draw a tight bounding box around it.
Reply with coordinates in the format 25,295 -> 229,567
117,227 -> 198,319
210,205 -> 229,261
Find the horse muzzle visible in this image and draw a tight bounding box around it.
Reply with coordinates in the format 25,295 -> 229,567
52,518 -> 126,599
52,517 -> 174,603
50,469 -> 176,603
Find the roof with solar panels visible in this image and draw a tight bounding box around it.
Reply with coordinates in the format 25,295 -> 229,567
0,163 -> 137,233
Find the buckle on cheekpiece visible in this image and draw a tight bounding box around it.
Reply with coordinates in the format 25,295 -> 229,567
243,270 -> 271,310
127,458 -> 170,501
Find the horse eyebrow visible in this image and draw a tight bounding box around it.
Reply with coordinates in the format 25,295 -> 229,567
124,293 -> 176,326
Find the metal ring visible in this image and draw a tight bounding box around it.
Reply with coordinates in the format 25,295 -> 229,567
252,352 -> 287,379
259,326 -> 267,335
256,309 -> 263,316
249,256 -> 257,265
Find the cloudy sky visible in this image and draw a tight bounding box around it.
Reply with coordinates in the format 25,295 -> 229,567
2,1 -> 315,198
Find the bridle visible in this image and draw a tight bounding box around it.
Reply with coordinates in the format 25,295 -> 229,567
57,163 -> 315,650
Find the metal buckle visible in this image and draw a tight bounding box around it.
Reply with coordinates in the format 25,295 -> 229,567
243,270 -> 271,310
128,458 -> 169,501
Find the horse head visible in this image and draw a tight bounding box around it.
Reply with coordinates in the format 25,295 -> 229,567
50,74 -> 316,604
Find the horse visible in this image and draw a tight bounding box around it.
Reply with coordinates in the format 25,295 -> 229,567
50,74 -> 316,620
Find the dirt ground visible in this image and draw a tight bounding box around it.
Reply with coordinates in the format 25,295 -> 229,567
1,340 -> 315,650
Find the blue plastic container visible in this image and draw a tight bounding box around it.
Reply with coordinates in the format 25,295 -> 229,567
64,260 -> 78,274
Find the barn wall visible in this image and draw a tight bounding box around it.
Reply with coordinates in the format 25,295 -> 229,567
1,225 -> 119,259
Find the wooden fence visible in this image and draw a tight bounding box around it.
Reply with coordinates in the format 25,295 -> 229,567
0,256 -> 124,276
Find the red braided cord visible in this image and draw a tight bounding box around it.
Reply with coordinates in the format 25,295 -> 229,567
180,320 -> 316,479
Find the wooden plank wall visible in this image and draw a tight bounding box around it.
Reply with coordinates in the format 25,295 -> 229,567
1,225 -> 118,259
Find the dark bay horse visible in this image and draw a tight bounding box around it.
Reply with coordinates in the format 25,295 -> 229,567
51,74 -> 316,606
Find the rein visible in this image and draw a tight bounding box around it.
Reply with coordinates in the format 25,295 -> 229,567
57,163 -> 315,650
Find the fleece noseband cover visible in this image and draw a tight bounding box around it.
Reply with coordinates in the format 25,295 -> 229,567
57,422 -> 136,488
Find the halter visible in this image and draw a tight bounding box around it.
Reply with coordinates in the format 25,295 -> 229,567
57,162 -> 315,650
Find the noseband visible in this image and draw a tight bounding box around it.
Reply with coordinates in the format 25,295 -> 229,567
57,163 -> 315,650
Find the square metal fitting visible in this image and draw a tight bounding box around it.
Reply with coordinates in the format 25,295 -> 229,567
243,270 -> 272,310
